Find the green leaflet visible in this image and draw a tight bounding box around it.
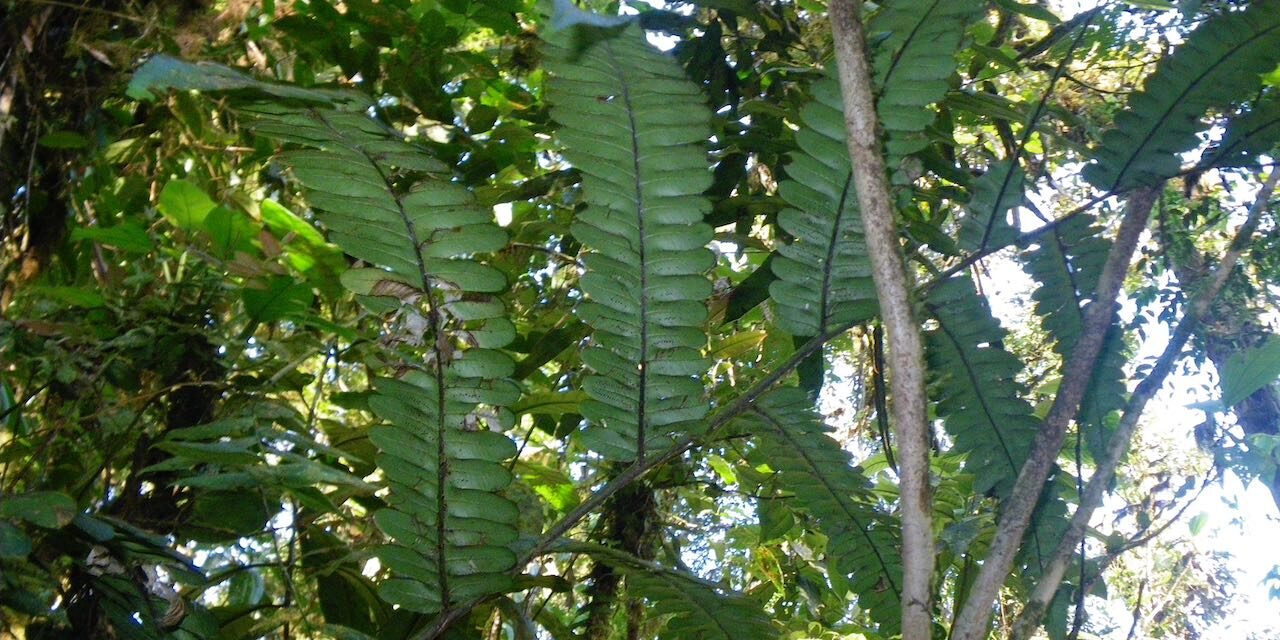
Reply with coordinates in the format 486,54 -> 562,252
925,276 -> 1040,499
561,542 -> 776,640
1200,94 -> 1280,169
1084,0 -> 1280,190
769,75 -> 878,338
743,388 -> 903,635
544,25 -> 714,462
870,0 -> 986,163
1022,214 -> 1127,463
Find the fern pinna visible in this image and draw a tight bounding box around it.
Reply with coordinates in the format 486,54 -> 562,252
543,25 -> 715,462
1084,0 -> 1280,191
870,0 -> 984,165
742,389 -> 904,634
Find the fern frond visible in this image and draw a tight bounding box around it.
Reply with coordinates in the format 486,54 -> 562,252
870,0 -> 985,162
924,276 -> 1039,499
127,60 -> 524,614
236,102 -> 525,614
543,25 -> 715,462
1083,0 -> 1280,190
743,388 -> 903,634
925,277 -> 1075,591
769,76 -> 878,337
1022,214 -> 1126,461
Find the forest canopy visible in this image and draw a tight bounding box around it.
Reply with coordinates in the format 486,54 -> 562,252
3,1 -> 1280,639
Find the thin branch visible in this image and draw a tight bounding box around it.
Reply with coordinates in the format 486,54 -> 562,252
829,1 -> 933,637
1009,168 -> 1280,640
951,185 -> 1160,640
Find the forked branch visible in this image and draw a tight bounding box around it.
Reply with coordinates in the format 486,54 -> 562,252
951,185 -> 1160,640
1010,169 -> 1280,640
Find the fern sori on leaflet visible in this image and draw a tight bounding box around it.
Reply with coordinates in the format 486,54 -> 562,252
235,102 -> 524,614
742,389 -> 903,635
543,25 -> 715,462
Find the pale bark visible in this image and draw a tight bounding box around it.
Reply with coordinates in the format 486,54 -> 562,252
1010,170 -> 1279,640
950,186 -> 1159,640
828,2 -> 934,637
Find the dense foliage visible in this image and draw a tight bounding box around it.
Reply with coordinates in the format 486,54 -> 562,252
3,1 -> 1280,639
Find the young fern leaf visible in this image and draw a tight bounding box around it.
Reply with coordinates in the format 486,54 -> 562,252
544,25 -> 715,462
869,0 -> 985,163
1022,214 -> 1127,462
742,388 -> 903,634
1083,0 -> 1280,191
769,75 -> 878,337
235,103 -> 523,614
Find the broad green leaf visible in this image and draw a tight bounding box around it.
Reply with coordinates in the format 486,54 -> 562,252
0,491 -> 77,529
1220,334 -> 1280,407
70,222 -> 154,253
242,276 -> 315,323
158,179 -> 217,229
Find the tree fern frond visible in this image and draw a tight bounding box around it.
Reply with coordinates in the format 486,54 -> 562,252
924,276 -> 1039,499
543,25 -> 715,462
129,61 -> 525,614
870,0 -> 985,163
1022,214 -> 1127,461
235,102 -> 525,614
1083,0 -> 1280,190
769,75 -> 878,338
743,388 -> 903,634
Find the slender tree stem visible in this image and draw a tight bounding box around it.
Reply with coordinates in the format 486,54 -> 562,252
1010,169 -> 1279,639
828,2 -> 934,636
951,186 -> 1160,640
